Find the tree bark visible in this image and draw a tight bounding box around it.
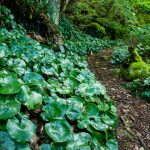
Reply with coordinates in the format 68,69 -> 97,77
2,0 -> 70,49
61,0 -> 69,12
47,0 -> 61,25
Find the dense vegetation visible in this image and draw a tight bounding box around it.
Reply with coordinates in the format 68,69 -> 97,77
0,0 -> 150,149
0,5 -> 118,150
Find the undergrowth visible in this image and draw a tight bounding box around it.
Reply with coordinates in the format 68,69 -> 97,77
124,77 -> 150,101
58,17 -> 120,55
0,6 -> 118,150
111,44 -> 150,100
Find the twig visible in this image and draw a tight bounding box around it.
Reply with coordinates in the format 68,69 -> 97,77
136,133 -> 149,150
121,116 -> 148,149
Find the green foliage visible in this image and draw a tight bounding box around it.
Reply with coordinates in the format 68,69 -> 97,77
0,75 -> 21,94
23,72 -> 45,86
112,45 -> 150,101
0,131 -> 16,150
66,132 -> 92,149
0,95 -> 21,120
7,115 -> 36,143
66,0 -> 137,39
130,25 -> 150,46
41,101 -> 67,121
0,131 -> 31,150
112,46 -> 131,64
45,119 -> 72,142
125,77 -> 150,100
0,6 -> 118,149
65,0 -> 150,46
40,144 -> 52,150
24,91 -> 43,110
59,17 -> 119,54
127,61 -> 150,80
96,18 -> 127,39
137,44 -> 150,59
86,22 -> 106,38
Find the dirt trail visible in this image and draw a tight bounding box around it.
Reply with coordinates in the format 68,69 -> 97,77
87,49 -> 150,150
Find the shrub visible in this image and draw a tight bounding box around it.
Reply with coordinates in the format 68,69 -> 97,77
86,22 -> 106,38
125,77 -> 150,100
58,17 -> 117,54
96,18 -> 127,39
126,61 -> 150,80
111,46 -> 131,65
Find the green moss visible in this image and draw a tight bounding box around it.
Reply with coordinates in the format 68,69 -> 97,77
75,15 -> 91,24
95,18 -> 126,39
96,18 -> 122,31
86,22 -> 106,37
131,49 -> 143,62
126,61 -> 150,80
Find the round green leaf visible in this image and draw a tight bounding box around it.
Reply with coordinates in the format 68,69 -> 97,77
45,119 -> 72,142
41,66 -> 57,76
90,117 -> 108,131
98,103 -> 109,112
106,139 -> 118,150
101,114 -> 117,126
23,72 -> 45,86
41,102 -> 67,121
0,43 -> 10,58
0,131 -> 15,150
7,116 -> 36,143
85,103 -> 99,117
77,115 -> 90,129
40,144 -> 52,150
16,143 -> 31,150
66,105 -> 82,121
25,91 -> 43,110
0,76 -> 21,94
67,96 -> 83,106
0,95 -> 21,120
67,132 -> 92,150
16,85 -> 30,103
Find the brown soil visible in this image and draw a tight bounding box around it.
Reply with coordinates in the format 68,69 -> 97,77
87,49 -> 150,150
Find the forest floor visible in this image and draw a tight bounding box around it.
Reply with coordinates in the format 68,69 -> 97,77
87,49 -> 150,150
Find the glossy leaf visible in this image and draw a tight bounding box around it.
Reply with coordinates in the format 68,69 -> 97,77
0,95 -> 21,120
0,131 -> 15,150
0,76 -> 21,94
16,143 -> 31,150
98,103 -> 109,112
7,116 -> 36,143
66,105 -> 82,121
25,91 -> 43,110
41,102 -> 67,121
106,139 -> 118,150
90,117 -> 108,131
67,132 -> 92,150
0,43 -> 10,58
40,144 -> 52,150
45,119 -> 72,142
23,72 -> 45,86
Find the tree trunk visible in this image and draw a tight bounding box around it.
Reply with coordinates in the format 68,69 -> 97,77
47,0 -> 61,25
61,0 -> 69,12
2,0 -> 70,50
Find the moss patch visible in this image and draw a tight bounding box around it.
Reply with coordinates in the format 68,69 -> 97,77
126,61 -> 150,80
130,49 -> 143,62
86,22 -> 106,38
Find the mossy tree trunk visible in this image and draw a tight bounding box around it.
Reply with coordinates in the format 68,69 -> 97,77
47,0 -> 61,25
61,0 -> 69,12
